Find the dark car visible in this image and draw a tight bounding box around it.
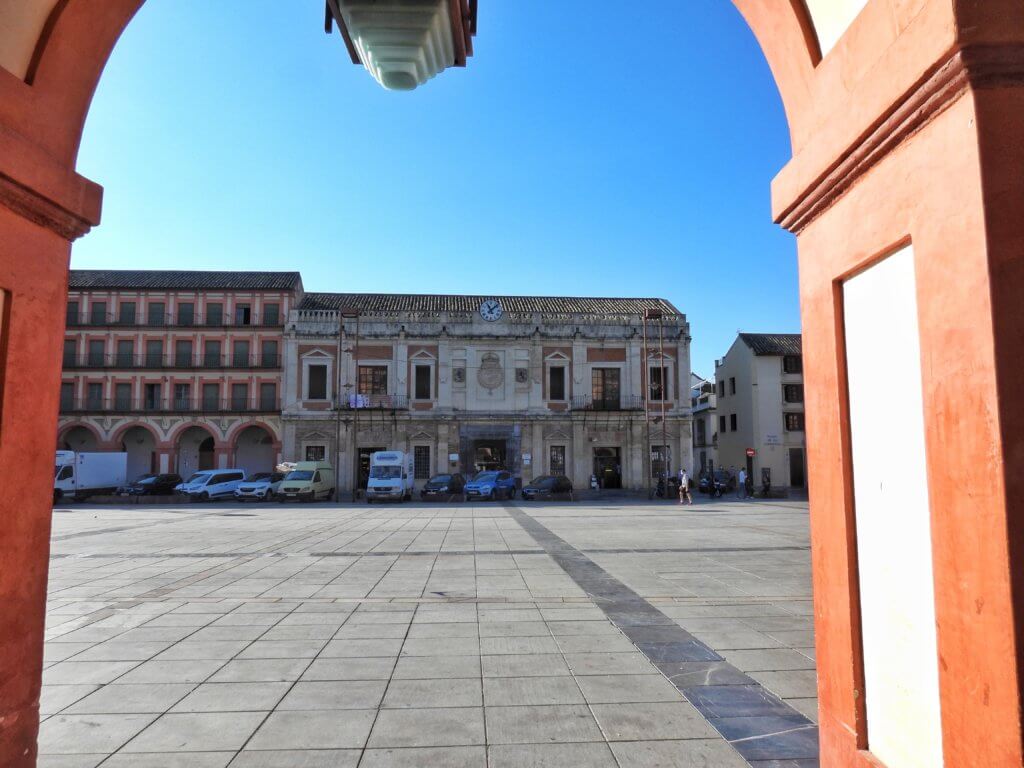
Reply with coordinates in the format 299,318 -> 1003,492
698,470 -> 735,497
420,473 -> 466,500
116,473 -> 182,496
521,475 -> 573,501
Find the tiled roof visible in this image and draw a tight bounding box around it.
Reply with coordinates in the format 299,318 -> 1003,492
68,270 -> 303,291
299,293 -> 681,316
739,333 -> 802,356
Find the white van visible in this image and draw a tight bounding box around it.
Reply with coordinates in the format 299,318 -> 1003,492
175,469 -> 246,500
366,451 -> 414,503
54,450 -> 127,503
277,461 -> 335,502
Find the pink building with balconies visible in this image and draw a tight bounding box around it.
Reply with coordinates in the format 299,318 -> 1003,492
58,271 -> 303,479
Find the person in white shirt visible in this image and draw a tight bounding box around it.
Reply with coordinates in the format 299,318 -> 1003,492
678,469 -> 692,505
737,468 -> 747,499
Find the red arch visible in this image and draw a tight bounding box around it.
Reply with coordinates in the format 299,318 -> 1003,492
167,421 -> 219,448
56,421 -> 103,447
226,420 -> 281,449
109,421 -> 161,448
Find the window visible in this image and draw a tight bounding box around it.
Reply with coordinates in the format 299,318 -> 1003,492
783,355 -> 803,374
116,340 -> 134,366
232,340 -> 250,367
235,304 -> 252,326
651,445 -> 672,479
414,364 -> 432,400
206,303 -> 223,325
358,365 -> 388,395
60,382 -> 74,410
263,303 -> 280,325
548,366 -> 566,401
87,340 -> 105,366
62,339 -> 76,367
90,301 -> 107,325
730,414 -> 738,431
118,302 -> 136,325
785,412 -> 805,431
305,445 -> 326,461
204,340 -> 221,367
202,383 -> 219,411
695,418 -> 706,445
729,377 -> 736,395
784,384 -> 804,403
718,379 -> 726,397
549,445 -> 566,475
414,446 -> 431,479
231,383 -> 249,410
145,340 -> 163,366
719,415 -> 726,432
144,383 -> 161,410
147,302 -> 165,326
177,302 -> 195,326
66,301 -> 79,326
175,340 -> 193,367
307,364 -> 328,400
649,366 -> 669,401
261,340 -> 279,367
259,382 -> 277,409
114,383 -> 131,410
173,383 -> 191,411
592,368 -> 621,409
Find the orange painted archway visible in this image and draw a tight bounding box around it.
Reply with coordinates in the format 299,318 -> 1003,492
2,2 -> 1024,767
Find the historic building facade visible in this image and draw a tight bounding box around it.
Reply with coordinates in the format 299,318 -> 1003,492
58,271 -> 303,479
282,293 -> 692,493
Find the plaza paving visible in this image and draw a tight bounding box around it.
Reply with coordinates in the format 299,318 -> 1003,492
39,496 -> 817,767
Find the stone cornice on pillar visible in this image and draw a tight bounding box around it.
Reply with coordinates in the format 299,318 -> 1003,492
777,43 -> 1024,234
0,172 -> 95,240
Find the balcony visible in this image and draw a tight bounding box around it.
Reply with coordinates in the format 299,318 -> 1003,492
338,394 -> 409,411
571,395 -> 643,412
61,354 -> 282,371
60,397 -> 281,415
65,312 -> 283,329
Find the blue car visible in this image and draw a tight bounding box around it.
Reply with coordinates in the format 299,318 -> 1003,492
464,470 -> 516,501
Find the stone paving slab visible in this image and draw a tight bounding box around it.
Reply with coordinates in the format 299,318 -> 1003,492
39,497 -> 816,767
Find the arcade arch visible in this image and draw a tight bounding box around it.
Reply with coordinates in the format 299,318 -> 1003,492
175,425 -> 217,476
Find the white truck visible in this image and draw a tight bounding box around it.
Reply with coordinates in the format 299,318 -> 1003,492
366,451 -> 414,503
54,450 -> 128,504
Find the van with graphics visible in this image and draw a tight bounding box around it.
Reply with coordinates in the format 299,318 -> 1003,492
366,451 -> 414,503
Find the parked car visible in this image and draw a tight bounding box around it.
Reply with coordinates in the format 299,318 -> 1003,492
521,475 -> 573,500
464,470 -> 516,501
698,469 -> 736,497
233,472 -> 285,502
420,473 -> 466,500
174,469 -> 246,501
116,473 -> 182,496
277,461 -> 335,502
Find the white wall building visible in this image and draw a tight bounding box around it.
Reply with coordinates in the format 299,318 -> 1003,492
690,372 -> 717,475
714,333 -> 806,494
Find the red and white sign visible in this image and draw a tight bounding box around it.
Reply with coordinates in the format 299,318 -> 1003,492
746,448 -> 756,458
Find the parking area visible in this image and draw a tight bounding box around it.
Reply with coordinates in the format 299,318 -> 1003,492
40,497 -> 817,767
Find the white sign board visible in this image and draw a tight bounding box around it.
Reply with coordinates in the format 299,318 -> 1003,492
448,453 -> 459,462
522,453 -> 532,466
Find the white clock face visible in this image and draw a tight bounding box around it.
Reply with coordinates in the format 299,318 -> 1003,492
479,299 -> 503,322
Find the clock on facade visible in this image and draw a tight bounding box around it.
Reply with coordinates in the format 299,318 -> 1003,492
479,298 -> 503,322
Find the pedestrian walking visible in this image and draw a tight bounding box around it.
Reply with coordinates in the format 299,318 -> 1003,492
737,468 -> 747,499
678,469 -> 692,505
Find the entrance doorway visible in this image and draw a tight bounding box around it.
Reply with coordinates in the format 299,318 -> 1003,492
177,427 -> 216,476
593,447 -> 622,489
472,440 -> 507,473
789,447 -> 805,488
358,446 -> 385,489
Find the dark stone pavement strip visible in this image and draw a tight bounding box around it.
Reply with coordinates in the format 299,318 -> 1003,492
505,504 -> 819,767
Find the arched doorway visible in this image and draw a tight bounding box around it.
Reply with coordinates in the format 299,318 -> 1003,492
58,425 -> 99,453
1,4 -> 1022,768
176,426 -> 216,476
233,425 -> 276,477
117,425 -> 157,480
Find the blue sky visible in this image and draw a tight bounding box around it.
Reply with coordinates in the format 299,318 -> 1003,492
73,1 -> 798,377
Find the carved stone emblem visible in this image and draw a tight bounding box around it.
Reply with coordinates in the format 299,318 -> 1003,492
477,352 -> 504,391
515,368 -> 528,384
453,367 -> 466,384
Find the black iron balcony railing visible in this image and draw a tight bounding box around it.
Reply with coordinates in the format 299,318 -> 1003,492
571,395 -> 644,412
337,393 -> 409,410
62,354 -> 281,371
65,312 -> 283,329
60,397 -> 281,415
